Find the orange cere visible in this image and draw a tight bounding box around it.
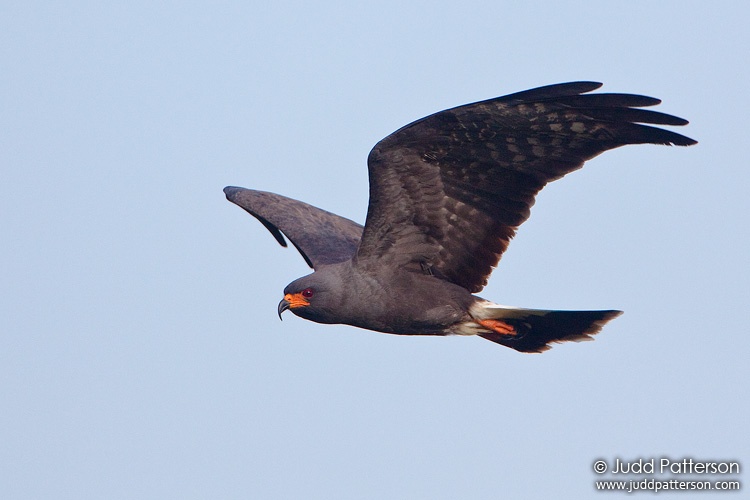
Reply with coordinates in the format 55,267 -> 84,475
284,293 -> 310,309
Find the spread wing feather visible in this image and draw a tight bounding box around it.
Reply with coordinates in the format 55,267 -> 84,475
224,187 -> 363,268
356,82 -> 696,292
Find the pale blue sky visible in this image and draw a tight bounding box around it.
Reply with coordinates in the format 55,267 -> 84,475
2,2 -> 748,499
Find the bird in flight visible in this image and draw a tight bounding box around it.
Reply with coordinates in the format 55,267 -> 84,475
225,82 -> 695,352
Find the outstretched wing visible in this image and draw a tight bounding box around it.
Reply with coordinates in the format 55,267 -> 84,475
224,187 -> 363,268
356,82 -> 696,293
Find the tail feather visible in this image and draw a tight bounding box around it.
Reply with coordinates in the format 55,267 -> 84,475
473,304 -> 622,353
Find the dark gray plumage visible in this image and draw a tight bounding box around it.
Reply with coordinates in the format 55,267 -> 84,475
223,188 -> 362,268
225,82 -> 695,352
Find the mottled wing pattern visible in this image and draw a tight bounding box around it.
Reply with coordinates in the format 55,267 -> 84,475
356,82 -> 696,292
224,187 -> 363,268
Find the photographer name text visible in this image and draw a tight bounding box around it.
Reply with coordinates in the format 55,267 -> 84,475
595,457 -> 739,475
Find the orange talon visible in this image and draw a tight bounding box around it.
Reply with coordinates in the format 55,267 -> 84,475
477,319 -> 517,336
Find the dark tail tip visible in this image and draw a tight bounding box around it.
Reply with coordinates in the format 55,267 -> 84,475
480,309 -> 622,353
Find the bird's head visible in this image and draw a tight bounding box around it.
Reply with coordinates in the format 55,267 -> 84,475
277,272 -> 341,324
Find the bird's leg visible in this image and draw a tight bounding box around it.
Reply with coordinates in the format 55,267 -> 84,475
420,261 -> 434,276
477,319 -> 517,336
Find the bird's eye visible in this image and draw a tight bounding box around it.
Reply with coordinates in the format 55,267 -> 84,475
301,288 -> 314,299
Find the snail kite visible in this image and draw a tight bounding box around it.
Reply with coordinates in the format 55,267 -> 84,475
225,82 -> 695,352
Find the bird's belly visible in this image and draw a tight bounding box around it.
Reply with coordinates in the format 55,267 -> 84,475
346,302 -> 468,336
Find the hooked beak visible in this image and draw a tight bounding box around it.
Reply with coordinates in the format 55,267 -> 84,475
277,298 -> 291,320
277,292 -> 310,320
